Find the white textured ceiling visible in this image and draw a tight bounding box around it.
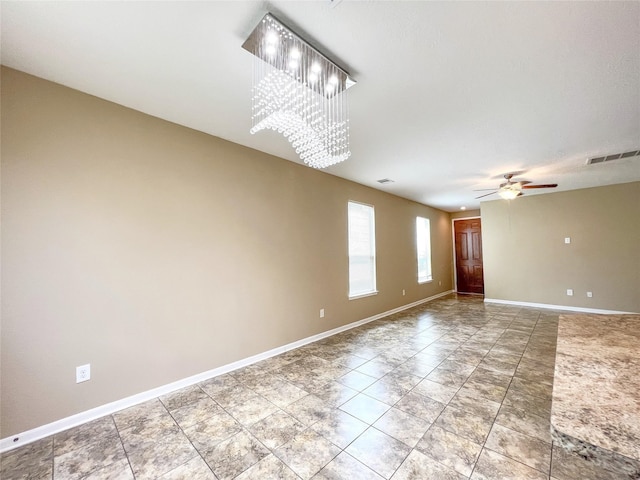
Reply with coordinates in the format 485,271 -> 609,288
2,1 -> 639,212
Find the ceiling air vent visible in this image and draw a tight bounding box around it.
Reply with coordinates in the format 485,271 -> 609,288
587,149 -> 640,165
377,178 -> 394,184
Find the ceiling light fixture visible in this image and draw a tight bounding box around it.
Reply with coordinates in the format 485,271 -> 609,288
498,185 -> 521,200
242,13 -> 356,169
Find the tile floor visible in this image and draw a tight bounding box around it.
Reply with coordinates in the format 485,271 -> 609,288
1,295 -> 627,479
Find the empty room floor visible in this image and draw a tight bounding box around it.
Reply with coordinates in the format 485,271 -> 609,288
1,295 -> 625,479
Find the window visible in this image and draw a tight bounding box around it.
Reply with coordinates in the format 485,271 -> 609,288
348,201 -> 377,298
416,216 -> 432,283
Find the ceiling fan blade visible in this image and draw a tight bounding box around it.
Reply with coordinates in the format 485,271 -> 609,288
475,191 -> 498,199
522,184 -> 558,189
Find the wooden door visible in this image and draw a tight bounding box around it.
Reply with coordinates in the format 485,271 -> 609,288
454,219 -> 484,294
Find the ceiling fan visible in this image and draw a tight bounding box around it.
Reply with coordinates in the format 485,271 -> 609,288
475,173 -> 558,200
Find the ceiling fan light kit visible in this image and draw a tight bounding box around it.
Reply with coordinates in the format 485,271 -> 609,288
242,13 -> 355,169
498,186 -> 521,200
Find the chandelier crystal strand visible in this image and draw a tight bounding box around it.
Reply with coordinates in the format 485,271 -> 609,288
243,13 -> 354,169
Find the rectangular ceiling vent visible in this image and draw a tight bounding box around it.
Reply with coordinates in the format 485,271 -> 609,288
587,149 -> 640,165
377,178 -> 394,184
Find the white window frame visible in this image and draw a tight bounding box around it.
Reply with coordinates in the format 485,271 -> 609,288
416,216 -> 432,284
347,201 -> 377,299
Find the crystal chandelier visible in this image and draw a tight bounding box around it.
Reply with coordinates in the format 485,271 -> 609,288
242,14 -> 355,169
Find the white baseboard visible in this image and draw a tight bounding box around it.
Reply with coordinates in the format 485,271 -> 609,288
0,290 -> 453,453
484,298 -> 637,315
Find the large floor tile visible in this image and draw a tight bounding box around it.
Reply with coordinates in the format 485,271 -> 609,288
311,409 -> 369,449
182,411 -> 243,453
124,430 -> 197,480
425,366 -> 470,388
363,376 -> 410,405
448,389 -> 501,421
54,416 -> 118,456
314,451 -> 384,480
82,458 -> 134,480
248,410 -> 306,450
460,378 -> 507,403
416,425 -> 482,477
372,408 -> 432,448
156,456 -> 215,480
391,449 -> 467,480
484,423 -> 551,473
112,399 -> 168,431
159,385 -> 209,411
234,454 -> 299,479
339,394 -> 391,424
285,394 -> 334,426
274,430 -> 341,480
337,371 -> 379,391
169,395 -> 223,429
225,393 -> 280,427
395,391 -> 445,423
345,427 -> 411,479
471,448 -> 547,480
54,434 -> 125,479
308,380 -> 359,407
202,430 -> 270,480
435,405 -> 494,445
494,405 -> 551,444
0,438 -> 53,480
501,389 -> 551,419
411,378 -> 459,404
260,380 -> 309,408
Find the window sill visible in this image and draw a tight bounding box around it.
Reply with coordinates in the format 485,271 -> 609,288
349,291 -> 379,300
418,278 -> 433,285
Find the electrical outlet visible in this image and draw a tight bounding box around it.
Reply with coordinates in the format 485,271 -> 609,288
564,237 -> 571,244
320,308 -> 325,318
587,292 -> 593,298
402,289 -> 405,296
438,280 -> 442,286
566,289 -> 573,296
76,364 -> 91,383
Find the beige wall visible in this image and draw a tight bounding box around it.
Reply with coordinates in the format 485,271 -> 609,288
481,183 -> 640,312
0,68 -> 453,436
449,209 -> 480,220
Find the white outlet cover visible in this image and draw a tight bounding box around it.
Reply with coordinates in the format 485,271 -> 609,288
587,292 -> 593,298
319,309 -> 325,318
566,289 -> 573,296
564,237 -> 571,244
76,364 -> 91,383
